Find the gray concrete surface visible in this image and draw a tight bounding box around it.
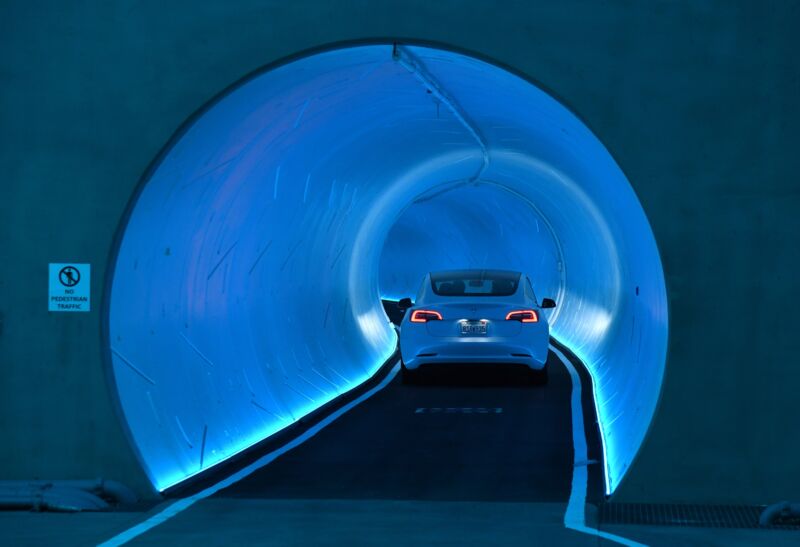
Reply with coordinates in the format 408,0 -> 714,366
126,499 -> 597,546
0,501 -> 604,547
2,502 -> 799,547
1,0 -> 798,505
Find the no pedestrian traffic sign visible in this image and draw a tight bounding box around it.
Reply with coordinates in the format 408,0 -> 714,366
49,263 -> 90,312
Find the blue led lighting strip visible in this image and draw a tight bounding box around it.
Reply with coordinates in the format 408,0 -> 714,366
99,362 -> 402,546
154,342 -> 398,492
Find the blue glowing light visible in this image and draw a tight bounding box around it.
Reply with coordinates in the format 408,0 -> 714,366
108,44 -> 667,495
154,342 -> 397,492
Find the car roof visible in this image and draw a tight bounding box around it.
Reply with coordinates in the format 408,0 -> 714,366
429,269 -> 522,277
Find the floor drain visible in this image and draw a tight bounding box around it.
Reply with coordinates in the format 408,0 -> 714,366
599,503 -> 800,530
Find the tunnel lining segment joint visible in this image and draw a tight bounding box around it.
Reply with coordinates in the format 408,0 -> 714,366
392,44 -> 489,182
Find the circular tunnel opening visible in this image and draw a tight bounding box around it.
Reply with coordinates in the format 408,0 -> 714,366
106,43 -> 668,496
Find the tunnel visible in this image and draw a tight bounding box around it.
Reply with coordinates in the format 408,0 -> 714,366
106,43 -> 668,497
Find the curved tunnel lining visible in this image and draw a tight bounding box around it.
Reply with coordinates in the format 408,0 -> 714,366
379,179 -> 567,323
105,42 -> 668,495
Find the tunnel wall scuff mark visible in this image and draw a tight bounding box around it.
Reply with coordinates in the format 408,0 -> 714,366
108,45 -> 668,493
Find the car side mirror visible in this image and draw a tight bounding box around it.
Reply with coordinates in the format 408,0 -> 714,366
541,298 -> 556,309
398,297 -> 413,311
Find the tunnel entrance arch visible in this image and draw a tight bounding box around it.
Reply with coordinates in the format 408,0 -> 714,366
105,42 -> 668,496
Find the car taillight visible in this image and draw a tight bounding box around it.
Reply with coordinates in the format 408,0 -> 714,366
505,309 -> 538,323
410,309 -> 443,323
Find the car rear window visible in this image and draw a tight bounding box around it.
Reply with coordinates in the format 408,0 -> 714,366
430,270 -> 521,297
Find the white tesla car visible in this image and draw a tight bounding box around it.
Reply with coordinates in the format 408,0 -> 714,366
397,269 -> 556,383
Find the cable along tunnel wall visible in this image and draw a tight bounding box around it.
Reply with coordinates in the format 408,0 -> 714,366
107,44 -> 668,494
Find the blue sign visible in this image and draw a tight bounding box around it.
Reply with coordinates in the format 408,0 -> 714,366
49,263 -> 90,312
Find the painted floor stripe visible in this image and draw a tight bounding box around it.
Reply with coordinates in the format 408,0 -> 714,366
103,350 -> 644,546
550,344 -> 647,547
98,363 -> 401,547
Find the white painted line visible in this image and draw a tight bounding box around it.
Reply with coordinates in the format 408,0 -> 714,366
550,344 -> 647,547
98,362 -> 401,547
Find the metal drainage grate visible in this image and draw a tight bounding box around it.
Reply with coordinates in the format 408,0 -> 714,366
599,503 -> 800,530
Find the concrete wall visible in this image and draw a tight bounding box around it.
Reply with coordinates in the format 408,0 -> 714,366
1,1 -> 797,502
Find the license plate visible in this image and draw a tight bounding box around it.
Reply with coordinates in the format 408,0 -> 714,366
460,321 -> 487,335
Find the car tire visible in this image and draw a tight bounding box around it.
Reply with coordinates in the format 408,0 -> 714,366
400,360 -> 418,385
529,364 -> 549,386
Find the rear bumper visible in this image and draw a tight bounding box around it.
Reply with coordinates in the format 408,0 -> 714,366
402,338 -> 546,371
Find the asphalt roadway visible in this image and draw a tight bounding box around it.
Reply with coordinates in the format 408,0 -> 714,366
117,346 -> 607,546
3,345 -> 798,545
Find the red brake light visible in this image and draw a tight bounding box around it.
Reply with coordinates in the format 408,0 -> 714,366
410,309 -> 443,323
505,309 -> 538,323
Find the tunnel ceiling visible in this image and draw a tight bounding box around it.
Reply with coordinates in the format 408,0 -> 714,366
107,44 -> 668,494
379,182 -> 564,305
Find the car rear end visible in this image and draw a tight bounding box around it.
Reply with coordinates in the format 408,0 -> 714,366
399,270 -> 550,372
